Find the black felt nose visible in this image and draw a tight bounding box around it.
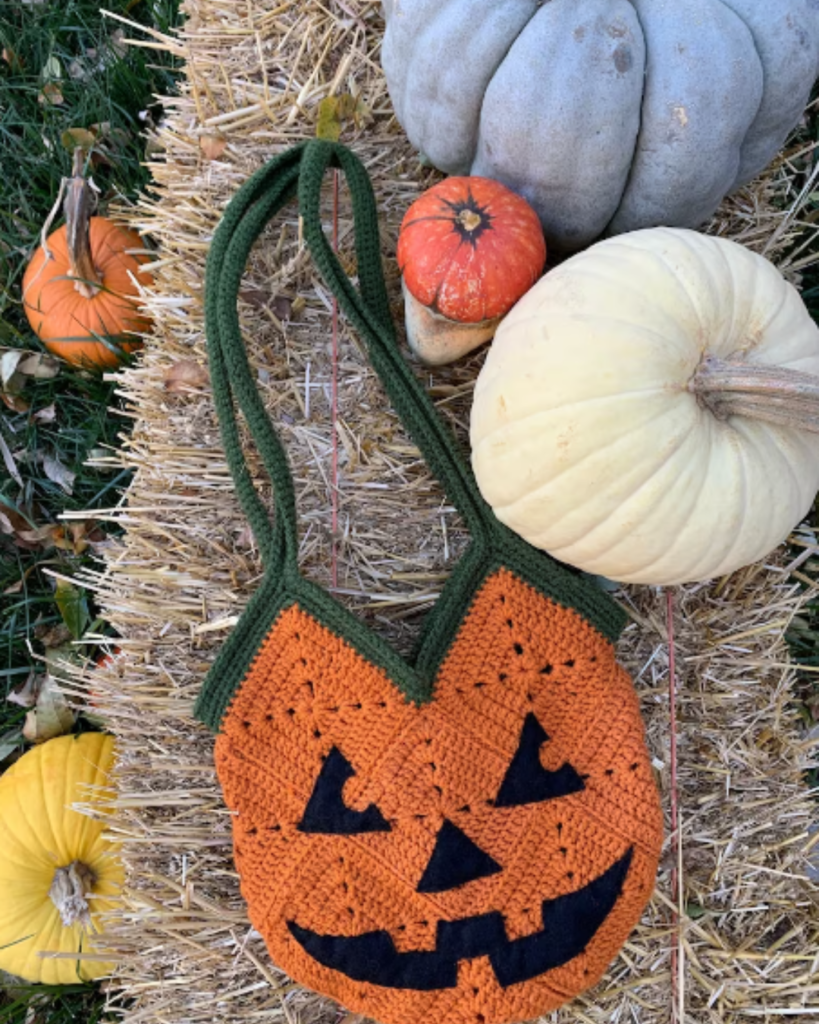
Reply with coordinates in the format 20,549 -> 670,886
416,819 -> 502,893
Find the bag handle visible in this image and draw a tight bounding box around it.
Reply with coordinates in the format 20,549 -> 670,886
205,140 -> 496,580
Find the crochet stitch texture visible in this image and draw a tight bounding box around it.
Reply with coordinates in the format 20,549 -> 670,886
196,140 -> 663,1024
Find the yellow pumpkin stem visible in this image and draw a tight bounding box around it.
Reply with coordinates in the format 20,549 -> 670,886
64,147 -> 102,299
48,860 -> 97,931
691,355 -> 819,433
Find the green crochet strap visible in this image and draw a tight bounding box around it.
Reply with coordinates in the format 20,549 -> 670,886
196,139 -> 628,732
205,143 -> 305,569
206,139 -> 496,580
298,142 -> 495,545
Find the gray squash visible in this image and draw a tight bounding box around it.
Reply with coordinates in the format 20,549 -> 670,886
381,0 -> 819,250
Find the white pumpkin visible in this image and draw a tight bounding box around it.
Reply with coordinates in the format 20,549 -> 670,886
470,227 -> 819,585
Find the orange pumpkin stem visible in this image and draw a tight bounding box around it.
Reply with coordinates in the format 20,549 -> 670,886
691,354 -> 819,433
457,208 -> 483,233
64,147 -> 103,299
48,859 -> 97,930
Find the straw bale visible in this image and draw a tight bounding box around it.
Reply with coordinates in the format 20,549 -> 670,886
70,3 -> 819,1022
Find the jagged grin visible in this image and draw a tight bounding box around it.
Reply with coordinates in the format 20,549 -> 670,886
288,847 -> 633,990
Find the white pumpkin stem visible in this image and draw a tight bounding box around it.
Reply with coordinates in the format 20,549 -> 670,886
48,860 -> 97,931
64,147 -> 102,299
691,355 -> 819,433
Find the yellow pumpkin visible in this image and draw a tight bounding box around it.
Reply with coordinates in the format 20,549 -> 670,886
0,732 -> 123,984
470,227 -> 819,585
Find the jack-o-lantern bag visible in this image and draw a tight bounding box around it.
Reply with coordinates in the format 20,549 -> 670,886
195,141 -> 664,1024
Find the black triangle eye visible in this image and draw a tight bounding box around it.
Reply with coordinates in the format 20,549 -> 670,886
298,747 -> 391,834
494,713 -> 586,808
416,819 -> 502,893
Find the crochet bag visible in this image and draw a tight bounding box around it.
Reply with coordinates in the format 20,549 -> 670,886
195,140 -> 663,1024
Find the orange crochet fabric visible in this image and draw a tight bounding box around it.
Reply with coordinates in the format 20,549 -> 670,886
215,569 -> 663,1024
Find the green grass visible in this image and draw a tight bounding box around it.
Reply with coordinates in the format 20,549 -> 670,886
0,0 -> 181,711
0,981 -> 111,1024
0,363 -> 134,676
0,0 -> 180,1019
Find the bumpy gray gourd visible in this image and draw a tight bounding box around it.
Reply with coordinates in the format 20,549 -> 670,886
381,0 -> 819,250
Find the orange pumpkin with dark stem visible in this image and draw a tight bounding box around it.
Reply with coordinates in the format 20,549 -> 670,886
397,177 -> 545,366
22,149 -> 151,370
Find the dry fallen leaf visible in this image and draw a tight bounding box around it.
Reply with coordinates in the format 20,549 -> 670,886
61,127 -> 97,153
7,672 -> 39,708
38,82 -> 64,106
32,403 -> 56,424
0,351 -> 60,409
1,393 -> 29,413
316,96 -> 343,142
0,350 -> 59,418
235,524 -> 256,549
1,350 -> 25,387
41,54 -> 61,80
0,507 -> 62,548
145,134 -> 165,159
108,28 -> 128,60
50,520 -> 100,555
22,673 -> 76,743
199,133 -> 228,161
34,622 -> 73,649
67,58 -> 88,81
239,287 -> 269,308
42,452 -> 75,494
83,122 -> 132,168
2,47 -> 22,71
272,295 -> 294,321
3,564 -> 34,595
16,522 -> 60,550
315,92 -> 373,141
0,508 -> 55,550
17,352 -> 60,379
164,359 -> 209,393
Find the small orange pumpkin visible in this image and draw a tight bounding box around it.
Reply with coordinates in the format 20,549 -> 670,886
22,149 -> 151,370
397,177 -> 545,365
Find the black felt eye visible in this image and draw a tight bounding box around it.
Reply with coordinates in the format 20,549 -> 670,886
298,746 -> 391,834
494,713 -> 586,808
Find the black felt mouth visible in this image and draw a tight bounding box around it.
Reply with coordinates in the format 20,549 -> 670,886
287,846 -> 633,990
